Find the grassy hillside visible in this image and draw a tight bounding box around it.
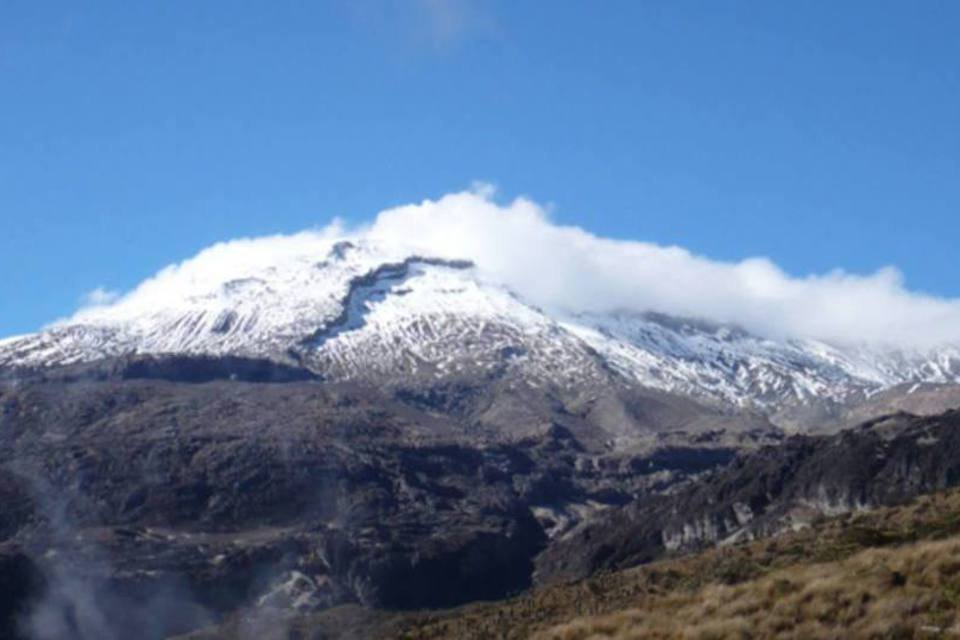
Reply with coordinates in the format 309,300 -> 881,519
387,489 -> 960,639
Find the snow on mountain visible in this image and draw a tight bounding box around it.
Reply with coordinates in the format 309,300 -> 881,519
2,237 -> 959,414
564,313 -> 960,407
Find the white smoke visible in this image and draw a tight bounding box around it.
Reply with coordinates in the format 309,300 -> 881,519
67,186 -> 960,348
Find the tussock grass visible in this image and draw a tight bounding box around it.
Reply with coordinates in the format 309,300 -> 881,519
393,490 -> 960,639
538,538 -> 960,639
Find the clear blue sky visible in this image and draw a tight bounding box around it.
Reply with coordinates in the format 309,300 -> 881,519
1,1 -> 958,336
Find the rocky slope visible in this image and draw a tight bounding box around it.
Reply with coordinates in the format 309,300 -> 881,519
3,353 -> 960,639
535,409 -> 960,586
168,410 -> 960,639
0,356 -> 776,639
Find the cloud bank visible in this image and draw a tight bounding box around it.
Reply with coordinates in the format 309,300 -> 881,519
73,187 -> 960,348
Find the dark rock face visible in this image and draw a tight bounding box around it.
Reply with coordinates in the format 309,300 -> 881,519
536,411 -> 960,585
2,354 -> 320,385
0,546 -> 45,640
0,356 -> 769,638
302,255 -> 475,350
117,355 -> 321,384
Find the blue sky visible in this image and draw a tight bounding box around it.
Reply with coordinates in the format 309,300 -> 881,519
1,1 -> 958,336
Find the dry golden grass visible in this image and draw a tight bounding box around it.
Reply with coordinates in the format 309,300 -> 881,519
537,538 -> 960,639
388,490 -> 960,640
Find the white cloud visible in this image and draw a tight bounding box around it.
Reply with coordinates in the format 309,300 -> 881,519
345,0 -> 497,50
70,187 -> 960,348
80,287 -> 120,308
416,0 -> 490,47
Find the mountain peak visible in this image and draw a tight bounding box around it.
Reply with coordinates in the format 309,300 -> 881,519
3,232 -> 960,428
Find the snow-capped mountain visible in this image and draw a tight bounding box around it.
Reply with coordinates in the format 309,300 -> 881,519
2,238 -> 959,418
